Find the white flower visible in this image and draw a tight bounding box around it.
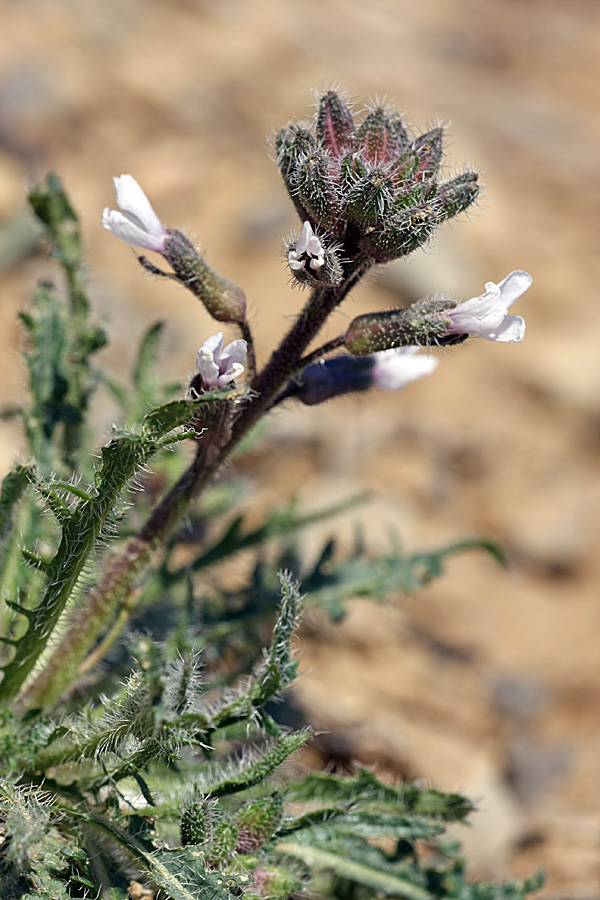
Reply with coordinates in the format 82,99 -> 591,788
195,333 -> 247,391
288,221 -> 325,272
446,270 -> 532,343
371,347 -> 438,391
101,174 -> 169,253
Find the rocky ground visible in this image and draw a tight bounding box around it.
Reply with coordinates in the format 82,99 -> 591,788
1,1 -> 600,896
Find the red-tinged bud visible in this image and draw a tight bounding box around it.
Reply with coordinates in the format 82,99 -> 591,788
437,171 -> 479,220
161,230 -> 247,323
345,297 -> 451,355
357,107 -> 410,164
296,153 -> 341,232
412,127 -> 445,180
358,205 -> 438,262
316,91 -> 356,157
234,794 -> 283,854
345,170 -> 395,228
249,866 -> 303,900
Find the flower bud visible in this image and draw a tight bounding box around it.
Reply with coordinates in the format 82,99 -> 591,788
345,170 -> 395,228
345,297 -> 450,354
358,205 -> 438,262
163,230 -> 247,323
356,107 -> 410,164
276,125 -> 316,218
180,797 -> 212,846
250,866 -> 303,900
316,90 -> 356,157
412,126 -> 445,180
295,153 -> 341,232
234,794 -> 283,854
437,171 -> 479,221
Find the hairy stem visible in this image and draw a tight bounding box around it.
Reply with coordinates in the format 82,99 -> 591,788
18,257 -> 370,710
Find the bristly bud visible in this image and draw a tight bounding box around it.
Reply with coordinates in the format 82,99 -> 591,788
412,127 -> 445,180
316,90 -> 356,157
357,107 -> 410,164
358,205 -> 438,262
296,153 -> 341,232
209,822 -> 239,866
234,793 -> 283,854
345,296 -> 451,354
345,170 -> 395,228
248,866 -> 303,900
287,221 -> 343,288
180,795 -> 213,846
160,230 -> 247,323
438,171 -> 479,221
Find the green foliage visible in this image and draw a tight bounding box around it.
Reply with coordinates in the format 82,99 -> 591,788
0,165 -> 539,900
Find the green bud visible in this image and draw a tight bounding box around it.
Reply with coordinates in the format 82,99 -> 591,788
181,796 -> 212,846
412,127 -> 445,180
340,152 -> 369,194
316,90 -> 356,157
162,230 -> 247,323
209,822 -> 239,866
345,170 -> 395,228
358,205 -> 438,262
345,296 -> 450,354
357,107 -> 410,163
296,153 -> 341,231
276,126 -> 316,194
438,171 -> 479,220
234,793 -> 283,854
248,866 -> 303,900
389,149 -> 419,186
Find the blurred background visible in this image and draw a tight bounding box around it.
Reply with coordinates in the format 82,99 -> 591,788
1,0 -> 599,895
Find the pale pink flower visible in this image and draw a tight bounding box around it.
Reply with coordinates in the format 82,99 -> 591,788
195,333 -> 247,391
101,174 -> 169,254
288,221 -> 325,272
446,270 -> 532,342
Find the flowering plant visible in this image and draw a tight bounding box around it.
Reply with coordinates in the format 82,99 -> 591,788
0,94 -> 539,900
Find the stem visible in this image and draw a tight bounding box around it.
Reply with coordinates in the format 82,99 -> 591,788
238,318 -> 257,382
18,256 -> 370,710
297,333 -> 346,369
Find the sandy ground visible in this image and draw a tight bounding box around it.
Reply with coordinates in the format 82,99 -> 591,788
1,1 -> 600,896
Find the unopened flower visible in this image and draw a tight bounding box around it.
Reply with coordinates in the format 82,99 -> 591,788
371,347 -> 438,390
193,333 -> 247,393
446,270 -> 532,342
288,221 -> 325,272
101,174 -> 169,254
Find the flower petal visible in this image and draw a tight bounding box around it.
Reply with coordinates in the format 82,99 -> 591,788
101,208 -> 166,253
481,314 -> 526,343
371,348 -> 438,391
219,339 -> 247,371
113,174 -> 166,237
294,221 -> 312,256
496,270 -> 533,309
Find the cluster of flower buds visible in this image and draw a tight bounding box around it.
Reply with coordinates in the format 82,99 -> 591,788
277,91 -> 480,264
102,175 -> 246,323
344,270 -> 532,354
280,347 -> 438,406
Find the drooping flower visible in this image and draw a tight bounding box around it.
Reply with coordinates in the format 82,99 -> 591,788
445,270 -> 532,343
288,221 -> 325,272
194,333 -> 247,393
101,174 -> 169,254
371,347 -> 438,390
